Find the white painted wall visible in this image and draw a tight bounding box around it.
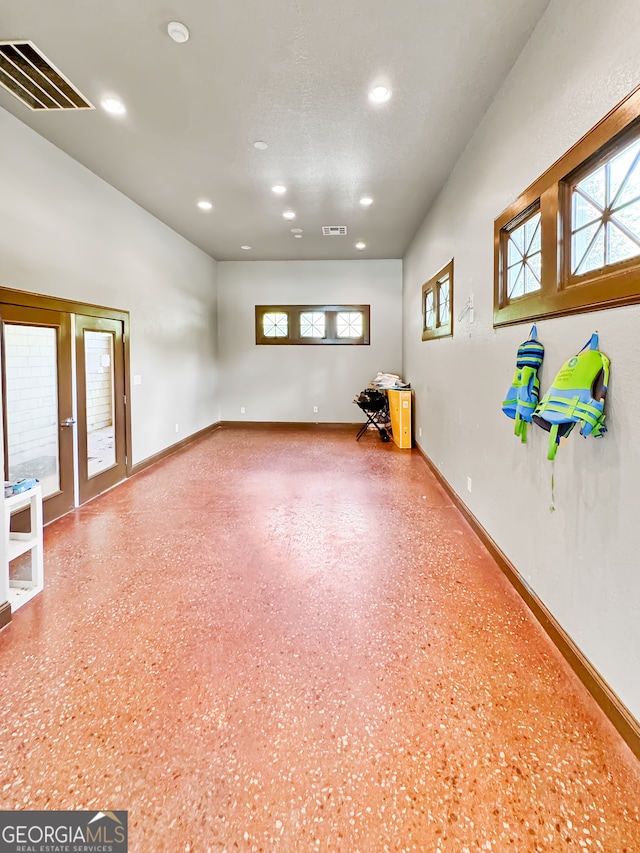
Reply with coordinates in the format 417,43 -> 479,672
0,108 -> 220,465
403,0 -> 640,720
218,260 -> 402,422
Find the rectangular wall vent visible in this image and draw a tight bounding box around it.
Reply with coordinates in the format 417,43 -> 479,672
322,225 -> 348,236
0,41 -> 93,111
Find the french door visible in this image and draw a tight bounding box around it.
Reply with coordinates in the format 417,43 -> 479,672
2,305 -> 75,522
75,315 -> 126,505
1,301 -> 127,524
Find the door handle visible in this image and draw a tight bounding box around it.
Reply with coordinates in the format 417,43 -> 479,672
60,417 -> 76,427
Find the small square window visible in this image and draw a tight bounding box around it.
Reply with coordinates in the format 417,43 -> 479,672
336,311 -> 363,338
424,290 -> 435,330
503,206 -> 542,301
438,275 -> 450,324
570,136 -> 640,276
300,311 -> 326,338
263,312 -> 288,338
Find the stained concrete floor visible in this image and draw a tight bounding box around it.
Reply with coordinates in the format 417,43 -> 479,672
1,427 -> 639,852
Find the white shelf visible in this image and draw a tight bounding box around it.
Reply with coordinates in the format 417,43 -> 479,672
8,533 -> 38,562
2,484 -> 44,613
8,585 -> 41,609
5,488 -> 40,510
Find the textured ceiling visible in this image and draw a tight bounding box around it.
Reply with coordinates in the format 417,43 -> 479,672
0,0 -> 551,261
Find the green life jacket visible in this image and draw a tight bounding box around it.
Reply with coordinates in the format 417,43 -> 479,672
532,333 -> 609,461
502,325 -> 545,443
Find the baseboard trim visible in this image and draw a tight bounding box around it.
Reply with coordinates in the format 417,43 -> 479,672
0,600 -> 11,630
415,442 -> 640,762
129,422 -> 223,476
220,421 -> 361,431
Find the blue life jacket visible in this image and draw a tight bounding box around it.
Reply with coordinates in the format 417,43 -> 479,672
532,333 -> 609,461
502,325 -> 545,443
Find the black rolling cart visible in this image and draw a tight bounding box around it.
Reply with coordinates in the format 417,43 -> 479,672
354,389 -> 391,442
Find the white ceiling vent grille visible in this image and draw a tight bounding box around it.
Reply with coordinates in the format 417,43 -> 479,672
0,41 -> 93,110
322,225 -> 348,236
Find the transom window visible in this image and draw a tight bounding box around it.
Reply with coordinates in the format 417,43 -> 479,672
262,312 -> 288,338
505,206 -> 542,299
422,260 -> 454,341
336,311 -> 363,338
256,305 -> 370,345
571,136 -> 640,275
299,311 -> 325,338
494,88 -> 640,327
438,274 -> 451,325
424,290 -> 435,330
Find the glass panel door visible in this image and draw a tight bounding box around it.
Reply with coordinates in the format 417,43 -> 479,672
75,316 -> 126,504
1,305 -> 74,523
5,325 -> 61,497
84,330 -> 116,478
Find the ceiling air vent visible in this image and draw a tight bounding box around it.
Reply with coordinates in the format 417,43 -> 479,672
0,41 -> 93,110
322,225 -> 348,236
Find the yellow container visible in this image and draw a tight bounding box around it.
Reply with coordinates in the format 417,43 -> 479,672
387,389 -> 413,448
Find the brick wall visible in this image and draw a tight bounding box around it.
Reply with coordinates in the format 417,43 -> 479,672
84,331 -> 113,432
4,325 -> 59,471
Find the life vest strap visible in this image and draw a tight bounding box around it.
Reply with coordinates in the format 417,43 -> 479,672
514,414 -> 528,443
537,396 -> 603,428
587,415 -> 607,438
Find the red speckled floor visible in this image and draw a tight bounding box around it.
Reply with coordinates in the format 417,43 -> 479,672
1,427 -> 639,852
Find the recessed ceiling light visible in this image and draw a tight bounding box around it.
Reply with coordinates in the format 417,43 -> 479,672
294,234 -> 303,239
241,245 -> 252,250
100,97 -> 126,115
254,141 -> 268,150
283,210 -> 296,220
167,21 -> 190,43
197,200 -> 213,211
368,86 -> 391,104
355,242 -> 366,250
290,228 -> 303,234
272,184 -> 287,195
360,196 -> 373,206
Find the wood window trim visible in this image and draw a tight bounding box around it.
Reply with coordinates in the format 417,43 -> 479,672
421,260 -> 453,341
494,84 -> 640,327
255,305 -> 370,345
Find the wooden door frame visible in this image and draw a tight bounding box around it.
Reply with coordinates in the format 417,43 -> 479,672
0,304 -> 75,522
0,287 -> 132,480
